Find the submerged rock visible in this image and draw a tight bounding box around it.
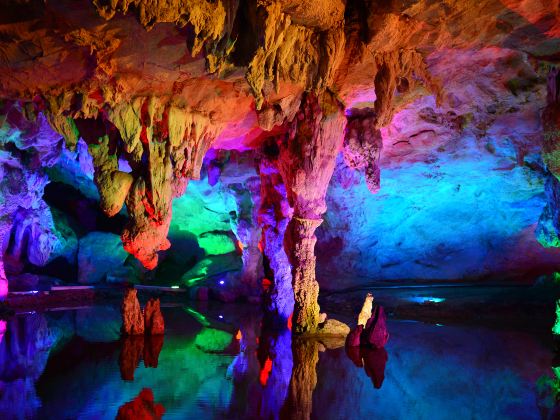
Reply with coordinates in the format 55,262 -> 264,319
121,288 -> 144,336
144,298 -> 164,335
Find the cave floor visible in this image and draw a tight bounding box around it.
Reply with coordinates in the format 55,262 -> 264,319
1,284 -> 558,419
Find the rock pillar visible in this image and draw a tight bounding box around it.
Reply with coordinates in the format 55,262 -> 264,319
258,151 -> 294,327
277,92 -> 346,334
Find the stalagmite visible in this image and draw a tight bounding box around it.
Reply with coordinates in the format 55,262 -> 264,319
357,293 -> 374,327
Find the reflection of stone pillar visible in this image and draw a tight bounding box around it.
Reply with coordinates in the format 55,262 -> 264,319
277,92 -> 346,334
281,339 -> 319,420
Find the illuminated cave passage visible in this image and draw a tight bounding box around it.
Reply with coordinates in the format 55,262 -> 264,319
1,0 -> 560,418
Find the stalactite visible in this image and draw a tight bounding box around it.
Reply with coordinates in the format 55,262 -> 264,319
246,2 -> 345,109
70,98 -> 219,269
372,50 -> 441,129
343,107 -> 383,194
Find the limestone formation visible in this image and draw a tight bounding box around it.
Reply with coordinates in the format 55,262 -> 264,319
121,288 -> 145,336
144,298 -> 165,335
276,92 -> 346,334
344,110 -> 383,194
258,147 -> 294,327
1,0 -> 560,334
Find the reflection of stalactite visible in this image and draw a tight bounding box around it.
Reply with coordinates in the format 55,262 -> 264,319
119,335 -> 164,380
280,339 -> 319,420
344,109 -> 383,194
116,388 -> 165,420
0,313 -> 55,418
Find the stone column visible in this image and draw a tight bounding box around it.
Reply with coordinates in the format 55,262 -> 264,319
277,92 -> 346,334
258,152 -> 294,327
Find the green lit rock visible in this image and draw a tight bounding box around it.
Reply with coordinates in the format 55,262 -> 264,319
181,253 -> 242,286
553,300 -> 560,336
194,328 -> 233,353
197,231 -> 236,255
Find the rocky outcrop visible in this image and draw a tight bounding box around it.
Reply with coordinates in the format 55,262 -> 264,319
0,106 -> 68,296
121,288 -> 145,336
78,232 -> 128,284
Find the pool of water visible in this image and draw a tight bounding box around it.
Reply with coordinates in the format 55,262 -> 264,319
0,303 -> 556,419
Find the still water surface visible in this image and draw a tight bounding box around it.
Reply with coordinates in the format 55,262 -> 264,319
0,303 -> 555,419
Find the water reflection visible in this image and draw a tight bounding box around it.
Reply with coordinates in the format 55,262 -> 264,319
116,388 -> 165,420
0,305 -> 553,419
0,313 -> 57,418
119,335 -> 165,381
345,345 -> 388,389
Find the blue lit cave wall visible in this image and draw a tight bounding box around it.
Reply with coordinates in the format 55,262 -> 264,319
316,95 -> 560,289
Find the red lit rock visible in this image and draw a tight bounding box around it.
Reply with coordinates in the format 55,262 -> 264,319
119,335 -> 144,381
361,305 -> 389,349
121,288 -> 144,336
116,388 -> 165,420
144,298 -> 165,335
